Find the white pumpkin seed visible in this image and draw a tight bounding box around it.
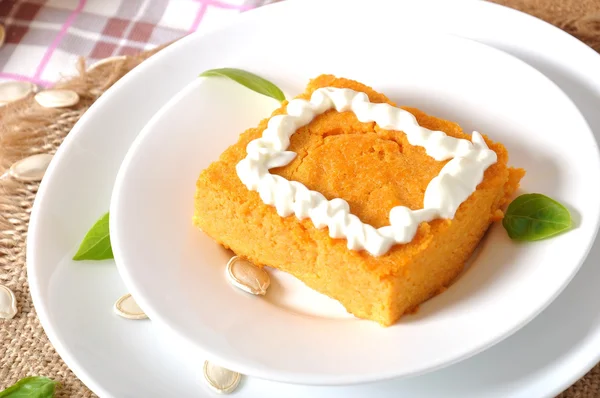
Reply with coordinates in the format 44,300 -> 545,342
0,24 -> 5,49
114,293 -> 148,320
0,285 -> 17,319
9,153 -> 53,182
87,55 -> 127,72
202,361 -> 241,394
0,81 -> 36,103
34,89 -> 79,108
226,256 -> 270,296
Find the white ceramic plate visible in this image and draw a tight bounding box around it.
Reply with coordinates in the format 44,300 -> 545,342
26,0 -> 600,396
109,17 -> 600,386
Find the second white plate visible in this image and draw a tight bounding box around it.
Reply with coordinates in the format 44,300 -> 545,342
27,0 -> 600,396
110,30 -> 600,384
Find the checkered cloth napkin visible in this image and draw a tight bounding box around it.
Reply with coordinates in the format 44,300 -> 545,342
0,0 -> 278,87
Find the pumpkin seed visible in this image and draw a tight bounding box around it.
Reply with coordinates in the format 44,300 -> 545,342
0,285 -> 17,319
114,293 -> 148,320
0,81 -> 37,103
35,89 -> 79,108
9,153 -> 53,182
202,360 -> 241,394
226,256 -> 270,295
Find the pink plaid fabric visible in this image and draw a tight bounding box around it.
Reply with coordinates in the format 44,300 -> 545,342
0,0 -> 279,87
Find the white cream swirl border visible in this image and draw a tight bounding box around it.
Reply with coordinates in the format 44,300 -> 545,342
235,87 -> 497,256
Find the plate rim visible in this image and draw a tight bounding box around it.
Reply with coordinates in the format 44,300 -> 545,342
25,0 -> 600,396
109,13 -> 600,386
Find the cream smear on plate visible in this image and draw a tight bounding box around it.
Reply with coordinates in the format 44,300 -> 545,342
236,87 -> 497,256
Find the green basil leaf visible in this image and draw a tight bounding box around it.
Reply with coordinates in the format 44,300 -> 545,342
199,68 -> 285,102
72,212 -> 113,261
502,193 -> 572,241
0,376 -> 59,397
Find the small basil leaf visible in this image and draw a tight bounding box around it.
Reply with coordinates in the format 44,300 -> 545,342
502,193 -> 571,241
0,376 -> 60,397
199,68 -> 285,102
72,212 -> 113,261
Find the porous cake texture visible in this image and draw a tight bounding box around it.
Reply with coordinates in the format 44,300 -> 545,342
194,74 -> 524,326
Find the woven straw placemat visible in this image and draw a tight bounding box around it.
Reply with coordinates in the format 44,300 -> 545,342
0,1 -> 599,396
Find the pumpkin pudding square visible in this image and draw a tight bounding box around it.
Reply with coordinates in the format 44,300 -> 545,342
193,74 -> 524,326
